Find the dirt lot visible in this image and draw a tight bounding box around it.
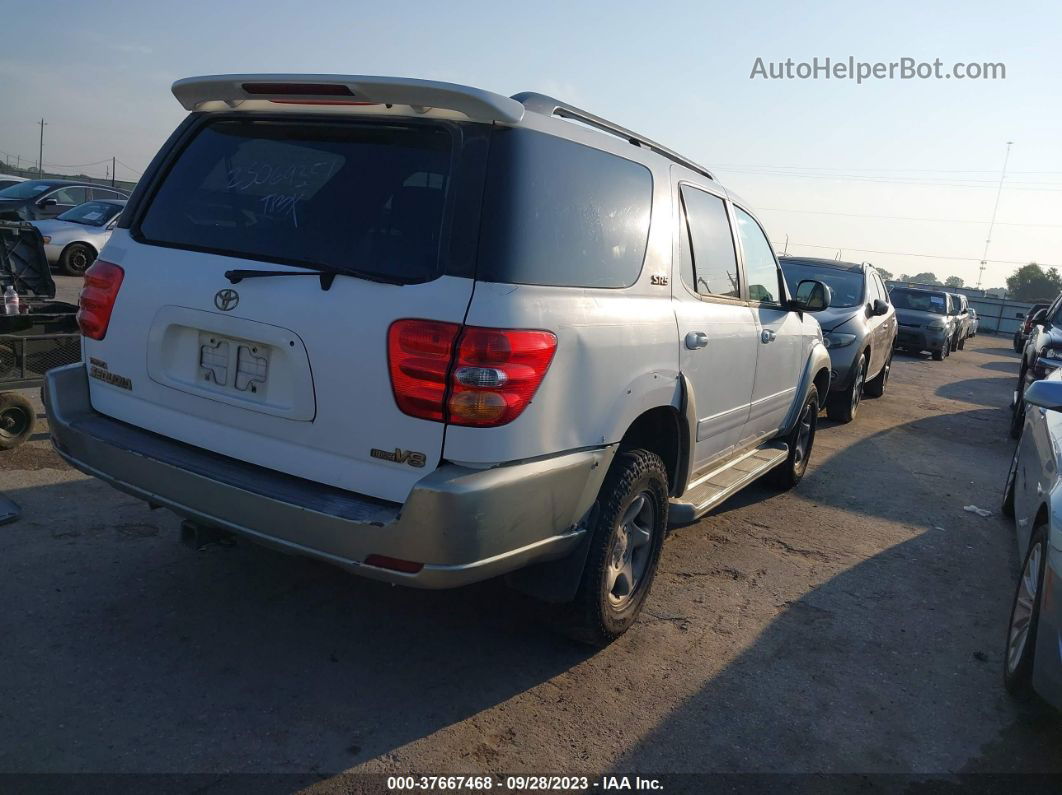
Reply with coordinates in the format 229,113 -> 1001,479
3,284 -> 1061,783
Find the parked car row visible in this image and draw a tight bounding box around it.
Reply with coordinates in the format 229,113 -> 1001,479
39,74 -> 908,646
891,285 -> 975,361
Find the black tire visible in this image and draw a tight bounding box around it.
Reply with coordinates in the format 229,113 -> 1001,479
1014,336 -> 1023,353
1002,445 -> 1019,519
863,352 -> 892,398
1004,526 -> 1048,699
950,334 -> 959,353
58,242 -> 96,277
826,355 -> 865,423
958,334 -> 966,351
932,346 -> 946,361
0,392 -> 36,450
770,386 -> 819,490
559,448 -> 668,646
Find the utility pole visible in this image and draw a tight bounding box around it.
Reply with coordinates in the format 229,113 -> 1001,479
111,156 -> 116,187
977,140 -> 1013,289
37,118 -> 47,178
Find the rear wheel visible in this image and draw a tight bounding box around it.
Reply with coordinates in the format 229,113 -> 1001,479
0,392 -> 36,450
559,448 -> 668,646
863,352 -> 892,398
1004,526 -> 1047,699
826,355 -> 864,423
958,333 -> 967,351
58,242 -> 96,277
770,387 -> 819,490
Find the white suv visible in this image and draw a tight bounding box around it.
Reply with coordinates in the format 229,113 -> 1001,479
46,75 -> 832,643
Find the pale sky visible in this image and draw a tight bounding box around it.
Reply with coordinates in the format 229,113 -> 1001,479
2,0 -> 1059,288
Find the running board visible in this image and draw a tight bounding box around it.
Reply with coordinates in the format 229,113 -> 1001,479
668,442 -> 789,525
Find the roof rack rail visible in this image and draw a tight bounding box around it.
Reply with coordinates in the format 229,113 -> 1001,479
512,92 -> 715,181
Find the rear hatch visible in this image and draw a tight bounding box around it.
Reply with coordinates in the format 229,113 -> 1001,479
84,114 -> 489,503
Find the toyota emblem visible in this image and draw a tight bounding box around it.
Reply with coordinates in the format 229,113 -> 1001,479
214,289 -> 239,311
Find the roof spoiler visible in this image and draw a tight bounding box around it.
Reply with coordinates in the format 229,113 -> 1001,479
172,74 -> 525,124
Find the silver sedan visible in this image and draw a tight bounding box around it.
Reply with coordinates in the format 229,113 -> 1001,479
30,199 -> 126,276
1002,370 -> 1062,708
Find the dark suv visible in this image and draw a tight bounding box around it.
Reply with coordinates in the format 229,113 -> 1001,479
1011,292 -> 1062,438
0,179 -> 129,221
891,287 -> 956,361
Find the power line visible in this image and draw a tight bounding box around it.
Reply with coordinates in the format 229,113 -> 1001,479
716,167 -> 1062,192
755,206 -> 1062,229
714,162 -> 1062,176
780,241 -> 1058,268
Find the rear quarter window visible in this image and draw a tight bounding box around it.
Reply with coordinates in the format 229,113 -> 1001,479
477,127 -> 653,288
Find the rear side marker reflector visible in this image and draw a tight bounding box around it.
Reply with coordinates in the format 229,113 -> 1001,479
387,319 -> 557,428
77,260 -> 125,341
364,554 -> 424,574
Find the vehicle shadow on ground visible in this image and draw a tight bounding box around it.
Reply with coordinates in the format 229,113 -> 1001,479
936,377 -> 1017,407
981,361 -> 1019,374
608,408 -> 1062,776
1,476 -> 593,775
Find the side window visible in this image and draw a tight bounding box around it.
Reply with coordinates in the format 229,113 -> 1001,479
875,273 -> 890,303
734,207 -> 781,303
50,187 -> 89,205
680,186 -> 739,298
91,188 -> 119,200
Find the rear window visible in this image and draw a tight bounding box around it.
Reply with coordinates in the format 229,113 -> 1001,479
780,261 -> 865,308
477,128 -> 652,288
890,288 -> 948,315
138,118 -> 461,282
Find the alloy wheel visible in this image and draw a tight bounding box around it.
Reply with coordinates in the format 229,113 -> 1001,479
1007,541 -> 1043,673
606,491 -> 657,609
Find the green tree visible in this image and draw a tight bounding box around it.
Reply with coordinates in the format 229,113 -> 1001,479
944,276 -> 964,288
909,272 -> 941,285
1005,263 -> 1062,302
876,267 -> 894,281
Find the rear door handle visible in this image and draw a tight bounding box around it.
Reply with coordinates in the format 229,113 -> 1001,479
685,331 -> 709,350
760,329 -> 777,344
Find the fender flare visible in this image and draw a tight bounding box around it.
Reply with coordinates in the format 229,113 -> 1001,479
782,340 -> 831,436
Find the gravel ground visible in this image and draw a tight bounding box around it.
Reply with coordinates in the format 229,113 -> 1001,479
3,285 -> 1060,783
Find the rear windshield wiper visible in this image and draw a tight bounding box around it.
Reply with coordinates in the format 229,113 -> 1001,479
223,266 -> 407,291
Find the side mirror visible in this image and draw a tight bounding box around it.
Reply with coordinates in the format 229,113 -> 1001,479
38,197 -> 57,208
792,279 -> 831,312
1024,379 -> 1062,412
870,298 -> 888,316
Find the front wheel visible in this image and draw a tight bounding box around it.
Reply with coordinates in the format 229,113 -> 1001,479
770,386 -> 819,490
59,242 -> 96,277
826,355 -> 864,423
1004,527 -> 1048,699
958,334 -> 967,351
559,448 -> 668,646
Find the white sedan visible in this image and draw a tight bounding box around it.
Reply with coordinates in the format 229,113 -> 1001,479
30,199 -> 126,276
1002,370 -> 1062,707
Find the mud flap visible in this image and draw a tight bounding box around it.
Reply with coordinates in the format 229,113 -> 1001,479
504,503 -> 599,603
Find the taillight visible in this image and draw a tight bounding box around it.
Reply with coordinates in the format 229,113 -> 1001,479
448,327 -> 557,427
387,320 -> 557,428
387,319 -> 462,422
77,260 -> 125,340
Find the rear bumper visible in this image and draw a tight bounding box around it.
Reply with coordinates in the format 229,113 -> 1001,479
45,364 -> 615,588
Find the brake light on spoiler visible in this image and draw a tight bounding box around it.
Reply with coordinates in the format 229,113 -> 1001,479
387,320 -> 557,428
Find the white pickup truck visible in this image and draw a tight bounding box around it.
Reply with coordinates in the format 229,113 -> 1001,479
46,75 -> 832,643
